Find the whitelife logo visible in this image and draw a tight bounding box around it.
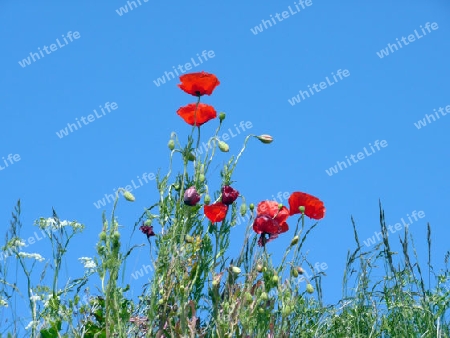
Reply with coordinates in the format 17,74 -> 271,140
376,22 -> 439,59
56,102 -> 118,139
18,31 -> 81,68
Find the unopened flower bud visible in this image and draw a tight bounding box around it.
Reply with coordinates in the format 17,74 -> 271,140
297,267 -> 304,275
231,266 -> 241,274
240,203 -> 247,216
282,305 -> 292,316
188,153 -> 196,161
173,183 -> 180,191
219,112 -> 226,122
256,134 -> 273,144
256,264 -> 264,273
184,186 -> 200,206
204,194 -> 211,205
272,275 -> 279,283
291,267 -> 299,278
244,292 -> 253,303
158,299 -> 164,305
249,203 -> 255,211
185,235 -> 194,243
123,191 -> 135,202
218,141 -> 229,152
112,231 -> 120,241
260,292 -> 268,301
306,283 -> 314,294
290,236 -> 299,246
168,139 -> 175,150
99,231 -> 107,241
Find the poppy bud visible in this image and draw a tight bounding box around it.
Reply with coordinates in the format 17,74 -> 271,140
272,275 -> 279,283
297,267 -> 304,275
123,191 -> 135,202
260,292 -> 268,301
245,292 -> 253,303
291,267 -> 299,278
173,183 -> 180,191
218,141 -> 229,152
158,299 -> 164,305
188,153 -> 196,161
99,231 -> 107,241
299,206 -> 305,213
290,236 -> 299,246
231,266 -> 241,274
256,134 -> 273,144
184,186 -> 200,206
219,112 -> 226,122
204,194 -> 211,205
282,305 -> 292,316
249,203 -> 255,211
185,235 -> 194,243
198,174 -> 205,183
240,203 -> 247,216
168,139 -> 175,150
256,264 -> 264,273
306,283 -> 314,294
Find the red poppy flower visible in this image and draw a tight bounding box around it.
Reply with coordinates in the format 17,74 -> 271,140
252,201 -> 289,246
177,103 -> 217,126
256,201 -> 289,226
178,71 -> 220,96
288,192 -> 325,220
221,185 -> 239,205
139,225 -> 155,238
204,202 -> 228,223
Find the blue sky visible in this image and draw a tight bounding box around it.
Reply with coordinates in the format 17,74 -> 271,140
1,0 -> 450,331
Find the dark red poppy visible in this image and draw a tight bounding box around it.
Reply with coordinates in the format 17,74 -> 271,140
252,201 -> 289,246
177,103 -> 217,126
204,202 -> 228,223
288,192 -> 325,220
184,186 -> 200,206
178,71 -> 220,96
221,186 -> 239,205
139,225 -> 155,238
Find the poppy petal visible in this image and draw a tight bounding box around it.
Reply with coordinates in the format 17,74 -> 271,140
204,202 -> 228,223
252,214 -> 279,234
288,192 -> 325,220
177,103 -> 217,126
178,71 -> 220,96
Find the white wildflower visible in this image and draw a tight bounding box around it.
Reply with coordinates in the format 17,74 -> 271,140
18,252 -> 45,262
25,320 -> 39,330
79,257 -> 97,270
